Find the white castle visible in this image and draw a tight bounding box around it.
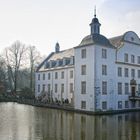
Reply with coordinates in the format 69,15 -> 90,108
35,10 -> 140,112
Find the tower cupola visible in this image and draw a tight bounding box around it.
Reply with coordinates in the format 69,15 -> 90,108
55,42 -> 60,53
90,7 -> 101,35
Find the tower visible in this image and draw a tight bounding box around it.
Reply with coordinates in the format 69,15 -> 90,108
55,42 -> 60,53
90,7 -> 101,35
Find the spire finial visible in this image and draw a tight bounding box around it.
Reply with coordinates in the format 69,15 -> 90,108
94,6 -> 96,18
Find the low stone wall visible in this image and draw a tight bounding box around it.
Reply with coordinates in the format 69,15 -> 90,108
0,96 -> 140,115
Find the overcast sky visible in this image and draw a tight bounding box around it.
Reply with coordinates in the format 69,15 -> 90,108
0,0 -> 140,56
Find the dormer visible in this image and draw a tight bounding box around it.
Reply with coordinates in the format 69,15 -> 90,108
70,56 -> 74,65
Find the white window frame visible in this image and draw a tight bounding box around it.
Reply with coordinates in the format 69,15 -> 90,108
118,67 -> 122,77
124,53 -> 128,62
38,84 -> 40,92
55,84 -> 57,93
102,49 -> 107,59
131,55 -> 135,63
125,101 -> 129,108
138,70 -> 140,78
70,83 -> 73,93
81,101 -> 86,109
61,71 -> 64,79
81,65 -> 86,75
124,68 -> 129,77
70,70 -> 73,79
102,65 -> 107,75
118,82 -> 122,95
43,73 -> 45,80
102,81 -> 107,95
102,101 -> 107,110
131,69 -> 135,78
125,83 -> 129,95
81,49 -> 86,59
118,101 -> 122,109
81,81 -> 86,94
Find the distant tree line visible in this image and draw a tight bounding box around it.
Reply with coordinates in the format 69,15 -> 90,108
0,40 -> 44,99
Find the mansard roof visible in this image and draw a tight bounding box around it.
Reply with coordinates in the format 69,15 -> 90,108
78,34 -> 115,48
36,48 -> 74,71
48,48 -> 74,61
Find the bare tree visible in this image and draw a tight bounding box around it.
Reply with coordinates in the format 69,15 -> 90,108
0,55 -> 6,82
28,46 -> 41,93
0,56 -> 6,93
4,41 -> 27,94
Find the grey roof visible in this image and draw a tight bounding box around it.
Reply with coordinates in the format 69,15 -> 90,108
36,52 -> 54,71
109,35 -> 124,47
36,48 -> 74,71
109,31 -> 140,47
92,17 -> 100,24
78,34 -> 115,48
48,48 -> 74,61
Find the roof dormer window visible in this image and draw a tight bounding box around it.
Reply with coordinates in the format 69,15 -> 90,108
131,37 -> 134,41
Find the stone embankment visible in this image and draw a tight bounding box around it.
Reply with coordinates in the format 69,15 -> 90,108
0,96 -> 140,115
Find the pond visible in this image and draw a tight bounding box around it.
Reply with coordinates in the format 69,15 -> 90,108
0,102 -> 140,140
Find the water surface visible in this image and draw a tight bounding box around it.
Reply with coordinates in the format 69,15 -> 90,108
0,102 -> 140,140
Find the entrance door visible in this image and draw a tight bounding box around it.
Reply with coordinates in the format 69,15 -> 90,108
131,87 -> 136,97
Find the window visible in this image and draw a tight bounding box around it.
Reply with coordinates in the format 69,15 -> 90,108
55,84 -> 57,93
131,55 -> 135,63
42,84 -> 45,92
124,68 -> 129,77
94,26 -> 96,33
118,101 -> 122,109
81,101 -> 86,109
118,67 -> 122,77
138,70 -> 140,78
81,65 -> 86,75
131,37 -> 134,41
102,49 -> 107,59
124,53 -> 128,62
138,84 -> 140,94
70,83 -> 73,93
131,69 -> 135,78
81,49 -> 86,58
38,74 -> 40,80
102,81 -> 107,95
131,102 -> 135,108
61,84 -> 64,93
81,81 -> 86,94
43,73 -> 45,80
55,72 -> 58,79
61,71 -> 64,79
125,101 -> 129,108
48,84 -> 51,93
38,84 -> 40,92
70,70 -> 73,78
48,73 -> 51,80
138,56 -> 140,64
125,83 -> 129,95
102,101 -> 107,110
118,82 -> 122,95
102,65 -> 107,75
139,101 -> 140,107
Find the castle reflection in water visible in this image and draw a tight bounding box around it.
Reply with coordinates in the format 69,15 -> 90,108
33,107 -> 140,140
0,103 -> 140,140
